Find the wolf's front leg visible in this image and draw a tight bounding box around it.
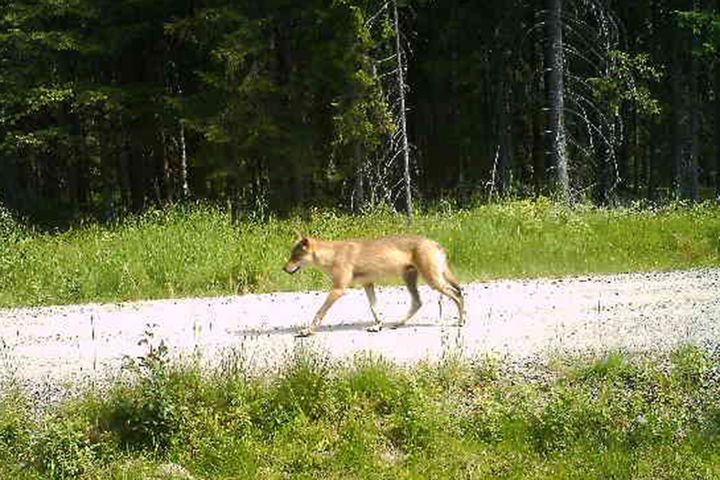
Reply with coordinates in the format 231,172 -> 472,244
363,283 -> 383,332
296,287 -> 345,337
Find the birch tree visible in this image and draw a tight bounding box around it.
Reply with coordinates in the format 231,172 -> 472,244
394,0 -> 413,218
340,0 -> 414,217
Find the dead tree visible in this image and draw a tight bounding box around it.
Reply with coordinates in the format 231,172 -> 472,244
393,0 -> 413,218
348,0 -> 414,218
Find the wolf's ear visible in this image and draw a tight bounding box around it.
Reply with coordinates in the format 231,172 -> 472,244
294,229 -> 304,241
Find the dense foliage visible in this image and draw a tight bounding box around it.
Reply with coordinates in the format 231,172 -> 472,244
1,1 -> 719,225
2,347 -> 720,479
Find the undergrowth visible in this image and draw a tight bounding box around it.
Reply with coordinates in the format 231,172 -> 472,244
1,199 -> 719,306
1,346 -> 719,479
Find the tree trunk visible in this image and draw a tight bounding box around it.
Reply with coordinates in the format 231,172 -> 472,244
118,139 -> 132,211
685,0 -> 700,202
670,12 -> 700,203
532,58 -> 545,196
671,38 -> 685,199
632,109 -> 641,196
618,104 -> 632,196
351,143 -> 365,213
290,154 -> 305,207
716,0 -> 720,199
100,121 -> 116,221
543,0 -> 570,202
647,142 -> 655,200
594,131 -> 611,205
178,119 -> 190,199
393,0 -> 413,219
497,70 -> 513,196
0,156 -> 19,209
715,65 -> 720,199
687,36 -> 700,202
129,150 -> 146,213
159,120 -> 172,204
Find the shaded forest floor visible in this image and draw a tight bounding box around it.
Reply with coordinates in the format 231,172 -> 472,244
1,199 -> 719,307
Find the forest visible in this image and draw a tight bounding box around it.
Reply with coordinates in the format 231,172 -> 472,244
1,0 -> 719,225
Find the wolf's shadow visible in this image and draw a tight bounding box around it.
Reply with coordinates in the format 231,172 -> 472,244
230,321 -> 446,337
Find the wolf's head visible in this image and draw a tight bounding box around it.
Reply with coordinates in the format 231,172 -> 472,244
283,234 -> 313,274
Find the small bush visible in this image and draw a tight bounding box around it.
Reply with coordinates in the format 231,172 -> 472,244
98,341 -> 181,452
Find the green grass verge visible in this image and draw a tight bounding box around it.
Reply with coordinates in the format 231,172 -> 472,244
2,346 -> 719,479
1,199 -> 719,307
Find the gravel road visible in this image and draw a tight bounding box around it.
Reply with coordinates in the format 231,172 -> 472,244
1,268 -> 719,390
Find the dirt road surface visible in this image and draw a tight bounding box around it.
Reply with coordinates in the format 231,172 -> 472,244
1,268 -> 719,390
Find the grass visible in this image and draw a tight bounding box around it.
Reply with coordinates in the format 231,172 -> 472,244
1,199 -> 719,307
1,345 -> 720,479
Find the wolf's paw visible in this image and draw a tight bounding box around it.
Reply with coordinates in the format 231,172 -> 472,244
366,324 -> 383,333
295,327 -> 315,338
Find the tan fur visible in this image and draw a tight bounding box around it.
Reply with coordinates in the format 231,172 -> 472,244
283,234 -> 465,337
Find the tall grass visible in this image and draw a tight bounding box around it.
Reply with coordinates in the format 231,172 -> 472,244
1,199 -> 719,307
1,347 -> 719,479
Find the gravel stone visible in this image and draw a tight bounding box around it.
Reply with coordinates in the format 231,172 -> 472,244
1,268 -> 719,393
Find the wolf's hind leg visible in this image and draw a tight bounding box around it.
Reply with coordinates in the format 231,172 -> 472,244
421,267 -> 464,326
443,269 -> 466,326
391,267 -> 422,329
431,282 -> 464,326
364,283 -> 383,332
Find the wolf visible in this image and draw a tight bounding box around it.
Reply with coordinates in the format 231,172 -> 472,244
283,233 -> 465,337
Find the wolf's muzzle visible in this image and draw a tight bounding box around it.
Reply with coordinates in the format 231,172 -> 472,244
283,264 -> 300,274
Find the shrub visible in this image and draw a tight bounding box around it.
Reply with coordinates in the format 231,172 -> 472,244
98,340 -> 180,453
